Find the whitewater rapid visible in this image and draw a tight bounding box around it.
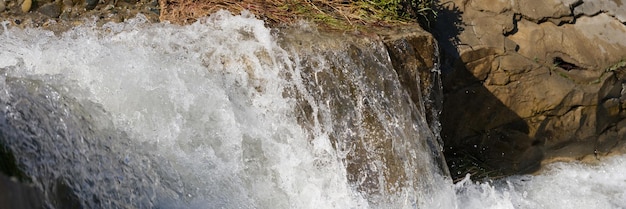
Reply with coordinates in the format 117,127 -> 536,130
458,155 -> 626,209
0,11 -> 625,209
1,12 -> 367,208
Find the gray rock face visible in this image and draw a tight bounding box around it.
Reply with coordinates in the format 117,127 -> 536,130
439,0 -> 626,179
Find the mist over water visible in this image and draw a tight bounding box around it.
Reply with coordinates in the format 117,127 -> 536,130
0,11 -> 625,209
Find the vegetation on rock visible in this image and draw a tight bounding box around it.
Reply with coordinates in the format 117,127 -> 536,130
159,0 -> 437,28
607,59 -> 626,72
0,0 -> 437,31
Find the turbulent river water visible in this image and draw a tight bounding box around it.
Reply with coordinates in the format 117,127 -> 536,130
0,11 -> 625,209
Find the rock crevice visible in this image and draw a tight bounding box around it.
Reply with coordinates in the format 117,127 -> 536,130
438,0 -> 626,180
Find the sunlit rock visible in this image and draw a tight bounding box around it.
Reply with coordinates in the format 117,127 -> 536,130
439,0 -> 626,179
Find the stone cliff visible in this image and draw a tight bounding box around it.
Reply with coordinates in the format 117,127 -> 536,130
437,0 -> 626,180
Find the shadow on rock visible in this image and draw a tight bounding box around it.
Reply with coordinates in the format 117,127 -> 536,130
432,2 -> 544,181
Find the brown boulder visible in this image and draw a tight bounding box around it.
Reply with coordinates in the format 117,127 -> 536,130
509,14 -> 626,71
439,0 -> 626,179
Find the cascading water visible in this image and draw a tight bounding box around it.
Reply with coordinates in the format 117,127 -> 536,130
0,11 -> 453,208
2,11 -> 626,209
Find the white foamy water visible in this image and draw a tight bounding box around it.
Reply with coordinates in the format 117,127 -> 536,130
1,11 -> 367,208
455,154 -> 626,209
1,11 -> 625,209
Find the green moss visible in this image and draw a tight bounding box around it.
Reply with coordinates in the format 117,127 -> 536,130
606,59 -> 626,72
362,0 -> 438,22
557,71 -> 570,80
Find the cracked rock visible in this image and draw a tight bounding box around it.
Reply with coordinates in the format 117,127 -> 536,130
440,0 -> 626,178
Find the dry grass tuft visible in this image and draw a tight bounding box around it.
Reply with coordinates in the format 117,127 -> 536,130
158,0 -> 436,28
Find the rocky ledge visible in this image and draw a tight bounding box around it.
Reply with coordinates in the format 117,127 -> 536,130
438,0 -> 626,180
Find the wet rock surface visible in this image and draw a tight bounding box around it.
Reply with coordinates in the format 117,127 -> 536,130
380,26 -> 443,143
438,0 -> 626,180
279,25 -> 447,202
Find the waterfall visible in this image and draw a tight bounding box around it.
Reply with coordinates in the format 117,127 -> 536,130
3,9 -> 626,209
0,11 -> 454,208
